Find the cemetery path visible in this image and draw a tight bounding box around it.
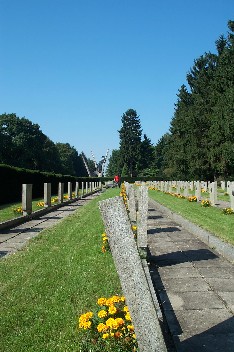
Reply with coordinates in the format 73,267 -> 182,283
0,192 -> 101,259
148,198 -> 234,352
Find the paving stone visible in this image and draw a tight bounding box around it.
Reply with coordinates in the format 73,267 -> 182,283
167,232 -> 195,241
177,332 -> 234,352
197,266 -> 234,278
205,278 -> 234,292
174,308 -> 233,335
161,277 -> 211,292
194,258 -> 234,268
159,291 -> 224,310
217,292 -> 234,313
158,266 -> 201,279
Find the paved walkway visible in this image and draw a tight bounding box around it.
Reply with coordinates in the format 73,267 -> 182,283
0,192 -> 101,259
147,198 -> 234,352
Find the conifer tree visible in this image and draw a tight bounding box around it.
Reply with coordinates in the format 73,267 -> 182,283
119,109 -> 142,176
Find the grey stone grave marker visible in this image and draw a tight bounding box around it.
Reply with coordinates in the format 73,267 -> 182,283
195,181 -> 201,201
75,182 -> 79,198
230,182 -> 234,210
68,182 -> 72,200
98,196 -> 167,352
221,180 -> 225,191
22,184 -> 32,215
183,181 -> 189,197
44,183 -> 51,207
58,182 -> 64,203
127,184 -> 137,223
137,185 -> 148,251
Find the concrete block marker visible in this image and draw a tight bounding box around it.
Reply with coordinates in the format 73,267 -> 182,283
58,182 -> 64,203
137,185 -> 148,251
22,184 -> 32,216
99,196 -> 167,352
68,182 -> 72,200
75,182 -> 79,198
44,183 -> 51,208
127,184 -> 137,222
230,182 -> 234,210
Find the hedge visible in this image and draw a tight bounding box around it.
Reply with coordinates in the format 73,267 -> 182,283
0,164 -> 101,206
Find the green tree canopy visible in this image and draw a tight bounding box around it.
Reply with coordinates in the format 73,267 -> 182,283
105,149 -> 122,177
118,109 -> 142,177
0,113 -> 62,171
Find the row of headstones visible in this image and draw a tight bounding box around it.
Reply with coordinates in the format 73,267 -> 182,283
98,184 -> 167,352
143,180 -> 234,209
22,181 -> 102,216
124,182 -> 148,251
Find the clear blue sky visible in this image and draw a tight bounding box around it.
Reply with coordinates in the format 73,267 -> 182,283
0,0 -> 233,164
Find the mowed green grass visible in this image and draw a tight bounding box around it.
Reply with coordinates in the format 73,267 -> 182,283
0,188 -> 121,352
149,190 -> 234,245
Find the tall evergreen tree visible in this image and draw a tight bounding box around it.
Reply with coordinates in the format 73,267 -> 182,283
138,134 -> 155,176
208,20 -> 234,178
105,149 -> 122,177
119,109 -> 142,176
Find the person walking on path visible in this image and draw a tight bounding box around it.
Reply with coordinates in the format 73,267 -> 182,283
114,174 -> 121,187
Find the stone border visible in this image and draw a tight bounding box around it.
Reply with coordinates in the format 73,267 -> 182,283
0,190 -> 100,231
150,198 -> 234,263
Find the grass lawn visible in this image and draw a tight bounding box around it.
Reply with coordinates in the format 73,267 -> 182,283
149,189 -> 234,245
0,188 -> 123,352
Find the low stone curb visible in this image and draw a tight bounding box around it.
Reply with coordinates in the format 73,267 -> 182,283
149,198 -> 234,263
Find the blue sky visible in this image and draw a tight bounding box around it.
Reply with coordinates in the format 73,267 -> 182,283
0,0 -> 233,165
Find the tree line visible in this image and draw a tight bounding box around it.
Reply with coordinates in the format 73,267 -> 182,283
106,20 -> 234,180
0,113 -> 94,176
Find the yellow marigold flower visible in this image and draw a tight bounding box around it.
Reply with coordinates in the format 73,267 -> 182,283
102,333 -> 109,339
97,297 -> 107,306
79,320 -> 92,329
105,298 -> 113,306
106,317 -> 115,328
125,312 -> 131,321
98,310 -> 107,318
97,323 -> 107,332
115,317 -> 124,327
85,312 -> 93,319
102,236 -> 108,242
78,311 -> 93,323
101,246 -> 106,253
101,233 -> 107,237
123,306 -> 129,312
127,324 -> 134,331
131,225 -> 137,231
110,295 -> 122,303
108,305 -> 117,315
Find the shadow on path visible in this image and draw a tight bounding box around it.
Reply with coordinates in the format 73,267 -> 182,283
149,248 -> 218,267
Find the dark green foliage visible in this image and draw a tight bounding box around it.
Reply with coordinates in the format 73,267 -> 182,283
0,164 -> 100,205
0,113 -> 62,172
105,149 -> 122,177
118,109 -> 142,177
108,111 -> 157,177
155,19 -> 234,180
0,113 -> 88,177
138,134 -> 156,176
